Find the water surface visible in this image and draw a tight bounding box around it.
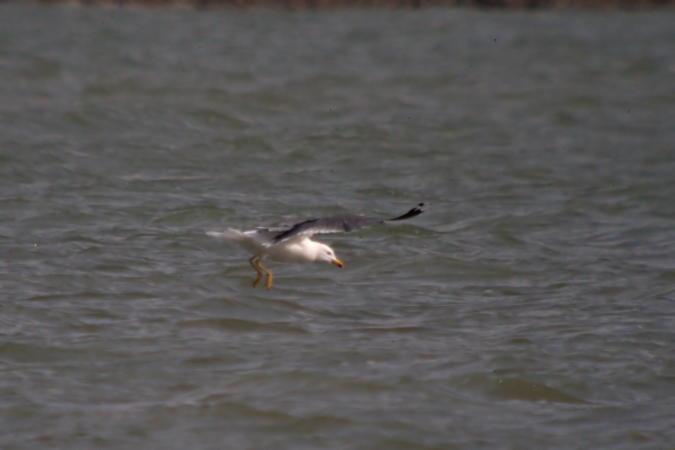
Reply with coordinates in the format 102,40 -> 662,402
1,5 -> 675,449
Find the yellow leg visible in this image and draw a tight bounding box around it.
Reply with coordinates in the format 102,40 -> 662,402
256,259 -> 274,290
249,256 -> 263,288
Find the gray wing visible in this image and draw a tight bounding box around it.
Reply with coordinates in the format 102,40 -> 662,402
254,221 -> 295,233
267,203 -> 424,246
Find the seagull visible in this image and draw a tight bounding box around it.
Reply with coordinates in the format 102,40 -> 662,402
207,203 -> 424,290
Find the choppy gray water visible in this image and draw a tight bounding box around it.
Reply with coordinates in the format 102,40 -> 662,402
1,4 -> 675,449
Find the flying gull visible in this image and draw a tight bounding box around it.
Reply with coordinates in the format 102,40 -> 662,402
207,203 -> 424,290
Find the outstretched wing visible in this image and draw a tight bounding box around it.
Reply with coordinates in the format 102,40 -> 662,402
267,203 -> 424,246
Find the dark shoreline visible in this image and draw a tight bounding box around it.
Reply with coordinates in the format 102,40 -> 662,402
22,0 -> 675,8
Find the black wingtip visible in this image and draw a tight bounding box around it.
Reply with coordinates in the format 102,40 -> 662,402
387,203 -> 425,222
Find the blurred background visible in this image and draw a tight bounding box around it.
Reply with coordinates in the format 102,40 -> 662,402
1,3 -> 674,449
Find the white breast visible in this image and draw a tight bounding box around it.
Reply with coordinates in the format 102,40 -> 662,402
266,237 -> 318,263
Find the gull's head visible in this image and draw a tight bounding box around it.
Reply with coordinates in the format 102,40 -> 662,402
315,243 -> 343,268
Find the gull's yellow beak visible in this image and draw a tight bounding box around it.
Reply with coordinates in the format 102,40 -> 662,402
331,258 -> 344,268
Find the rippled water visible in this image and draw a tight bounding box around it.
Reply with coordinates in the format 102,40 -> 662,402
1,4 -> 675,449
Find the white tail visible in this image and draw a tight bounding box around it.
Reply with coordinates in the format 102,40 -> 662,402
207,228 -> 262,256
